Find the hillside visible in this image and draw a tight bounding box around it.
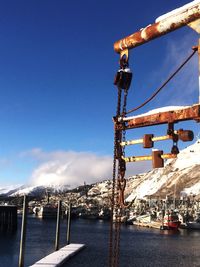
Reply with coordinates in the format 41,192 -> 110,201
1,140 -> 200,202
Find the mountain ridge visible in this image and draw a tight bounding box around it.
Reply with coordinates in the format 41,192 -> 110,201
1,140 -> 200,200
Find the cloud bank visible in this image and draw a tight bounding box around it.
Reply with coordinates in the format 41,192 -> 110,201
145,32 -> 198,109
21,148 -> 151,188
28,150 -> 112,188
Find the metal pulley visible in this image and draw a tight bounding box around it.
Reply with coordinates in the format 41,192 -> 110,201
114,54 -> 132,90
171,145 -> 179,155
114,67 -> 132,90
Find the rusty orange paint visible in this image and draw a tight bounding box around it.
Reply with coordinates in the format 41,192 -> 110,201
114,3 -> 200,53
122,153 -> 177,163
115,104 -> 200,130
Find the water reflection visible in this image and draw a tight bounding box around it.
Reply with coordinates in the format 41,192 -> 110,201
1,216 -> 200,267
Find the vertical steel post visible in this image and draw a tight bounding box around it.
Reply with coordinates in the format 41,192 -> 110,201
55,200 -> 62,251
173,183 -> 176,209
66,203 -> 71,245
161,209 -> 164,230
19,195 -> 28,267
198,39 -> 200,103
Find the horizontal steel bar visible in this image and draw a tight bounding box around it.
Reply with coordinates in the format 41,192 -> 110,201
121,138 -> 143,146
114,1 -> 200,53
122,153 -> 177,162
115,104 -> 200,130
120,134 -> 173,146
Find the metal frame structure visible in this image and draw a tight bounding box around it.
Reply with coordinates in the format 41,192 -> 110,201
115,104 -> 200,130
114,1 -> 200,52
109,2 -> 200,267
114,1 -> 200,165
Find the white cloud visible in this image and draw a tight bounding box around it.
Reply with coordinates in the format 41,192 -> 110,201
145,32 -> 199,108
28,150 -> 112,187
21,148 -> 151,188
162,33 -> 199,105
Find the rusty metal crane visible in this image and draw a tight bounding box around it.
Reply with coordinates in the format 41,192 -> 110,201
109,1 -> 200,267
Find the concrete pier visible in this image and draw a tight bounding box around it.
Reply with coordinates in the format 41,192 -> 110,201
0,205 -> 17,231
29,243 -> 85,267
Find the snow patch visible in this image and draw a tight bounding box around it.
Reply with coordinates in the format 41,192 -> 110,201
123,106 -> 189,121
156,1 -> 200,22
184,182 -> 200,196
173,141 -> 200,170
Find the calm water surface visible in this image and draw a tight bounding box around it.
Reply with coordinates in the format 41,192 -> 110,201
0,216 -> 200,267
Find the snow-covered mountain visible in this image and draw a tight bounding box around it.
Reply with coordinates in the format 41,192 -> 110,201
85,140 -> 200,202
1,140 -> 200,200
0,184 -> 23,196
0,184 -> 70,197
126,139 -> 200,201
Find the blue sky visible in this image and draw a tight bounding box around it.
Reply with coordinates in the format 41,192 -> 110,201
0,0 -> 199,187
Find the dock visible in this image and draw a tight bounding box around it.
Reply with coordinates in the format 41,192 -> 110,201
0,205 -> 17,231
133,221 -> 161,229
29,243 -> 86,267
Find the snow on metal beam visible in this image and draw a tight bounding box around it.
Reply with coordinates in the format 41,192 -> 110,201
114,0 -> 200,53
115,104 -> 200,130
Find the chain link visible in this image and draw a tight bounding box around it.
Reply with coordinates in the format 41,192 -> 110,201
109,86 -> 129,267
109,87 -> 122,267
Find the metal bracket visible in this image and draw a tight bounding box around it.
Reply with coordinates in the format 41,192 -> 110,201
120,49 -> 129,63
188,18 -> 200,33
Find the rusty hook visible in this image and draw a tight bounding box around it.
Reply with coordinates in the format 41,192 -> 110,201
118,178 -> 134,209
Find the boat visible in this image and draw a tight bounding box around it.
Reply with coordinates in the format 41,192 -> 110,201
186,212 -> 200,229
163,210 -> 181,230
37,204 -> 57,219
186,220 -> 200,229
133,214 -> 161,229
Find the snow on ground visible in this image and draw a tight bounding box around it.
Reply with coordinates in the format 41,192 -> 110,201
184,181 -> 200,196
1,140 -> 200,199
173,140 -> 200,170
10,186 -> 39,197
97,181 -> 110,193
126,140 -> 200,200
0,184 -> 22,195
126,169 -> 172,201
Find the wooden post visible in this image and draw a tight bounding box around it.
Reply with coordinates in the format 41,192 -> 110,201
55,200 -> 62,251
66,203 -> 71,245
19,195 -> 28,267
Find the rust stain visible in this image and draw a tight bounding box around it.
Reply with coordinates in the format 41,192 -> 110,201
115,105 -> 200,130
114,3 -> 200,53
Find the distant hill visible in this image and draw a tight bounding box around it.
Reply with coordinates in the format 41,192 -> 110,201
126,139 -> 200,201
1,140 -> 200,201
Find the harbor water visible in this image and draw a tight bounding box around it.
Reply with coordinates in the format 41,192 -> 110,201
0,215 -> 200,267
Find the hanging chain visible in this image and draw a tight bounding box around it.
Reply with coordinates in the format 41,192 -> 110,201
109,55 -> 132,267
112,89 -> 128,267
109,87 -> 122,267
122,89 -> 128,157
109,45 -> 197,267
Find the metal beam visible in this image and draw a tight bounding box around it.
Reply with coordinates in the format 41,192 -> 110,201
115,104 -> 200,130
114,1 -> 200,53
120,134 -> 172,146
122,153 -> 177,163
